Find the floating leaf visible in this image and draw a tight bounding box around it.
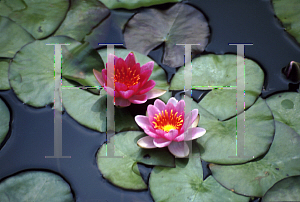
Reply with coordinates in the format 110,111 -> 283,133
0,61 -> 10,90
149,143 -> 249,202
0,171 -> 74,202
100,0 -> 181,10
96,131 -> 175,190
171,54 -> 264,121
0,16 -> 34,58
9,36 -> 80,107
98,48 -> 169,91
193,97 -> 274,164
124,3 -> 209,68
54,0 -> 110,42
266,92 -> 300,135
272,0 -> 300,44
262,175 -> 300,202
0,98 -> 10,146
209,121 -> 300,197
7,0 -> 69,39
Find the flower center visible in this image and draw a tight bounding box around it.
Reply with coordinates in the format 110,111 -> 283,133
111,65 -> 140,87
152,109 -> 183,132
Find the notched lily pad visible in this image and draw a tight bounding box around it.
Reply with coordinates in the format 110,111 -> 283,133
100,0 -> 181,10
0,61 -> 10,90
124,3 -> 210,68
209,121 -> 300,197
0,171 -> 74,202
96,131 -> 175,190
149,143 -> 249,202
0,16 -> 34,58
0,98 -> 10,146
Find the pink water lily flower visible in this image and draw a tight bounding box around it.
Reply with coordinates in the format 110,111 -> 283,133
135,97 -> 206,158
93,52 -> 166,107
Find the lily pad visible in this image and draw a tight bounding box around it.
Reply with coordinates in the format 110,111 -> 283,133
98,48 -> 169,91
9,36 -> 80,107
0,98 -> 10,146
209,121 -> 300,197
171,54 -> 264,121
194,97 -> 274,164
0,61 -> 10,90
7,0 -> 69,39
124,3 -> 209,68
272,0 -> 300,44
149,143 -> 249,202
96,131 -> 175,190
0,171 -> 74,202
0,16 -> 34,58
266,92 -> 300,135
262,175 -> 300,202
54,0 -> 110,42
100,0 -> 181,10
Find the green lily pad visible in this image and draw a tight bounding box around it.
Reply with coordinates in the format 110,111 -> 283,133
54,0 -> 109,42
61,42 -> 104,95
7,0 -> 69,39
0,171 -> 74,202
0,1 -> 13,17
262,175 -> 300,202
209,121 -> 300,197
266,92 -> 300,135
149,143 -> 249,202
171,54 -> 264,121
123,3 -> 209,68
98,48 -> 169,91
100,0 -> 181,9
96,131 -> 175,190
0,61 -> 10,90
0,16 -> 34,58
194,97 -> 274,164
0,98 -> 10,146
62,78 -> 139,133
272,0 -> 300,44
9,36 -> 80,107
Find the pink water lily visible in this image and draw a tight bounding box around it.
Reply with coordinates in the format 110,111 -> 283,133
135,97 -> 206,158
93,52 -> 166,107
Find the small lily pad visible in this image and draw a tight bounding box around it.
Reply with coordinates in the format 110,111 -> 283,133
0,171 -> 74,202
171,54 -> 264,121
100,0 -> 181,10
149,143 -> 249,202
54,0 -> 110,42
272,0 -> 300,44
262,175 -> 300,202
0,98 -> 10,146
7,0 -> 69,39
209,121 -> 300,197
96,131 -> 175,190
0,61 -> 10,90
0,16 -> 34,58
9,36 -> 80,107
124,3 -> 209,68
266,92 -> 300,135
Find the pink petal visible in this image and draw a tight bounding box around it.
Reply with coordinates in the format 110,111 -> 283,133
116,57 -> 128,70
140,61 -> 154,73
184,109 -> 199,129
115,82 -> 127,91
168,141 -> 189,158
135,115 -> 150,130
137,136 -> 156,149
102,69 -> 107,82
153,138 -> 172,148
115,97 -> 131,107
128,82 -> 140,92
147,105 -> 161,119
155,129 -> 166,137
176,100 -> 185,113
163,129 -> 178,141
154,99 -> 166,112
145,89 -> 167,100
128,94 -> 147,104
139,70 -> 152,87
137,80 -> 155,95
105,87 -> 115,97
174,127 -> 206,142
167,97 -> 178,107
119,90 -> 135,99
125,52 -> 136,68
93,69 -> 105,87
165,101 -> 176,115
144,129 -> 161,139
191,114 -> 200,128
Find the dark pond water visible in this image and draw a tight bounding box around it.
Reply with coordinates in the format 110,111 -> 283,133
0,0 -> 299,201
